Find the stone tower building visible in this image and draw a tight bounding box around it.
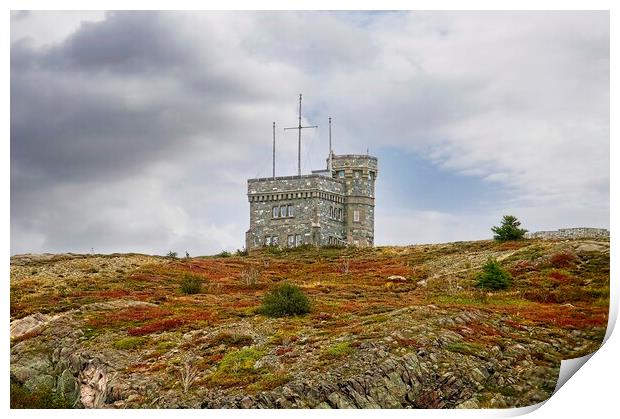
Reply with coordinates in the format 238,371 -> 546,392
245,153 -> 378,250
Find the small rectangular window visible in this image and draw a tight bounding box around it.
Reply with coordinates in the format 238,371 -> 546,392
354,210 -> 360,222
338,208 -> 343,220
265,236 -> 272,246
288,235 -> 295,247
272,236 -> 279,245
272,206 -> 279,218
280,206 -> 286,218
338,170 -> 345,178
288,204 -> 294,217
354,170 -> 361,178
295,234 -> 302,247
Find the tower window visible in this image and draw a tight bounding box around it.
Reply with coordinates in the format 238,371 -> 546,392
265,236 -> 272,246
280,205 -> 287,218
287,204 -> 294,217
354,210 -> 360,222
354,170 -> 361,178
288,235 -> 295,247
338,170 -> 345,178
272,206 -> 279,218
295,234 -> 302,246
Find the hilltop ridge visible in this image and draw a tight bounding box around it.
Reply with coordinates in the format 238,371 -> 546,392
10,238 -> 609,408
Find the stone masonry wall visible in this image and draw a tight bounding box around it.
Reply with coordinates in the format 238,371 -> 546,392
525,227 -> 610,240
246,155 -> 378,250
246,175 -> 346,249
331,155 -> 378,246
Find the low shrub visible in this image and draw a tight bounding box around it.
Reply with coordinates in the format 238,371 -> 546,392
217,250 -> 231,258
166,251 -> 178,259
475,258 -> 512,290
240,266 -> 261,287
180,275 -> 202,295
549,251 -> 578,268
212,332 -> 254,347
236,248 -> 249,256
260,283 -> 310,317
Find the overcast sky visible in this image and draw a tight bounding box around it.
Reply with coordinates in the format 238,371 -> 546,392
10,10 -> 609,255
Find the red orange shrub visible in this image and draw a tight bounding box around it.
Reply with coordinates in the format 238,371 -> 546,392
128,318 -> 187,336
549,251 -> 577,268
87,306 -> 173,328
548,270 -> 570,282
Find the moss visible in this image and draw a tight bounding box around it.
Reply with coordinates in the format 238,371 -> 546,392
113,336 -> 148,350
207,347 -> 266,388
10,382 -> 74,409
446,342 -> 485,357
320,341 -> 354,359
247,372 -> 291,392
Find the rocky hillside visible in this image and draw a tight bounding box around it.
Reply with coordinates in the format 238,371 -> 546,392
10,238 -> 609,408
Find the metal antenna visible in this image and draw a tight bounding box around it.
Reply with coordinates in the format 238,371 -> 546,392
284,93 -> 318,177
328,117 -> 333,172
272,122 -> 276,179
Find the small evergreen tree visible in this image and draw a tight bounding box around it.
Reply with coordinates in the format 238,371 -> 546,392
476,258 -> 512,290
491,215 -> 527,241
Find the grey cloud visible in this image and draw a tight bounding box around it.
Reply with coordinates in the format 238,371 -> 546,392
10,11 -> 609,255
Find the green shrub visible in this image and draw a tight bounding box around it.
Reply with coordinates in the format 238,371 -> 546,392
260,283 -> 310,317
491,215 -> 527,241
236,248 -> 249,256
476,258 -> 512,290
180,275 -> 203,294
167,250 -> 178,259
217,250 -> 231,258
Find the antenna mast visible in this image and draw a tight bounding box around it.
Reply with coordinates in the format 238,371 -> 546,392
272,122 -> 276,179
284,94 -> 318,177
328,117 -> 333,172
